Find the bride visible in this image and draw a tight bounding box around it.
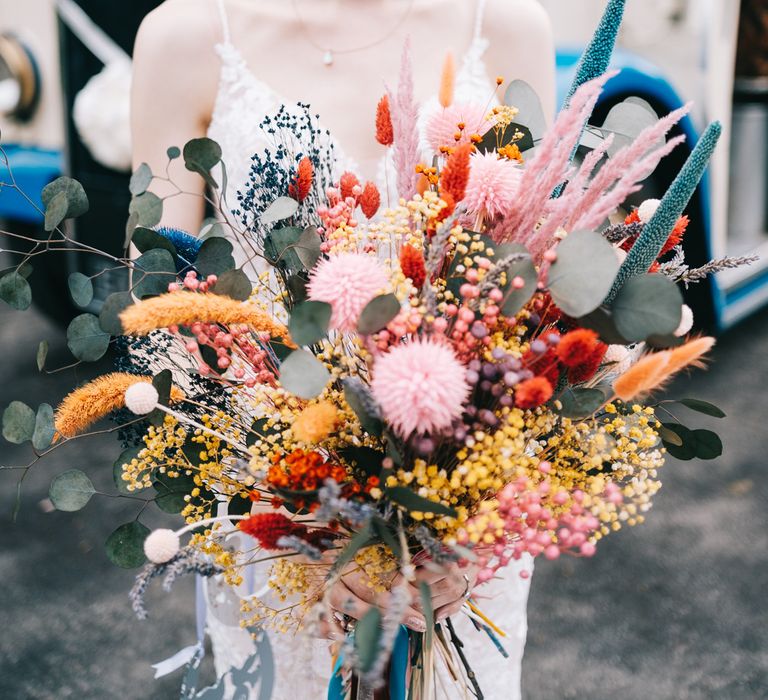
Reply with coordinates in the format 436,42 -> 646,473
131,1 -> 555,697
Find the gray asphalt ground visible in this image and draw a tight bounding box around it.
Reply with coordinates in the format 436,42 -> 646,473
0,300 -> 766,700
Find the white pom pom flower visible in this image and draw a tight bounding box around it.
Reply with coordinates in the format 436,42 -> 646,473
144,528 -> 180,564
675,304 -> 694,337
638,199 -> 661,223
124,382 -> 159,415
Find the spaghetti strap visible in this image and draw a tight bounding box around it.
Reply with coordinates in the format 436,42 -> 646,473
216,0 -> 232,45
473,0 -> 488,41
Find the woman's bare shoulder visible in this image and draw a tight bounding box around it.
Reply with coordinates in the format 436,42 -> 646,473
482,0 -> 552,38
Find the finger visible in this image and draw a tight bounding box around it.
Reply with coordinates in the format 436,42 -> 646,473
328,580 -> 372,621
435,598 -> 468,622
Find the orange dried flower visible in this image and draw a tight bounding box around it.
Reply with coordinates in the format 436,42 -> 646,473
556,329 -> 600,368
515,376 -> 554,409
613,352 -> 672,402
567,342 -> 607,384
288,156 -> 313,202
660,215 -> 689,257
292,401 -> 338,443
664,335 -> 715,375
360,181 -> 381,219
523,347 -> 561,388
438,52 -> 456,108
375,94 -> 394,146
340,171 -> 360,200
440,142 -> 473,204
400,244 -> 427,289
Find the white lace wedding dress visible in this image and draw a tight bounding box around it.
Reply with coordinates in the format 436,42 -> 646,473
202,1 -> 533,697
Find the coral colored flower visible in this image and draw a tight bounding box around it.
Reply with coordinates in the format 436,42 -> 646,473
438,51 -> 455,108
360,181 -> 381,219
308,253 -> 390,331
664,335 -> 715,375
556,329 -> 600,368
613,352 -> 672,402
238,513 -> 301,550
440,143 -> 472,204
288,157 -> 313,202
463,153 -> 523,219
375,94 -> 394,146
400,244 -> 427,289
660,215 -> 689,257
514,376 -> 554,409
340,171 -> 360,200
523,347 -> 561,388
292,401 -> 338,443
567,342 -> 607,384
425,103 -> 490,151
371,338 -> 470,437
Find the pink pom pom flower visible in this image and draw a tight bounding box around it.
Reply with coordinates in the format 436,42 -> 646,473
371,338 -> 470,437
463,153 -> 523,220
425,103 -> 492,152
308,253 -> 389,332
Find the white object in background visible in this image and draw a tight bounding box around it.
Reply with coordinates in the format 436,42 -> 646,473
0,78 -> 21,114
56,0 -> 132,172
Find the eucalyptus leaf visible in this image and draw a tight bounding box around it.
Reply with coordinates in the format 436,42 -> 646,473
294,226 -> 322,270
263,227 -> 303,271
49,469 -> 95,512
676,398 -> 726,419
213,268 -> 252,301
662,423 -> 696,460
504,79 -> 547,143
338,446 -> 385,477
68,272 -> 93,308
289,300 -> 331,346
32,403 -> 55,451
44,191 -> 69,232
343,377 -> 383,437
153,472 -> 195,514
494,244 -> 537,317
657,424 -> 683,447
358,294 -> 401,335
152,369 -> 173,405
354,607 -> 383,674
167,146 -> 181,160
386,486 -> 457,518
690,429 -> 723,460
196,236 -> 235,277
114,447 -> 143,494
558,388 -> 606,419
611,274 -> 683,343
129,163 -> 153,196
41,176 -> 88,228
36,340 -> 48,372
578,307 -> 630,345
105,521 -> 150,568
2,401 -> 35,444
67,313 -> 111,362
183,137 -> 222,188
0,271 -> 32,310
129,191 -> 163,229
261,196 -> 299,225
279,349 -> 330,399
133,249 -> 177,299
130,227 -> 177,255
99,292 -> 134,335
547,230 -> 620,318
601,100 -> 660,158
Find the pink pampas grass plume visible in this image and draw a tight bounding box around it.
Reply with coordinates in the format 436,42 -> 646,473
308,253 -> 389,332
371,338 -> 470,437
463,152 -> 523,220
388,38 -> 421,200
425,102 -> 491,152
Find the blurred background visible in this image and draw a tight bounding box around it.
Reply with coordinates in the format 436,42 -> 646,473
0,0 -> 766,697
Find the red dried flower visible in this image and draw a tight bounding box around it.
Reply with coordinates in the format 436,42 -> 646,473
439,142 -> 472,204
523,347 -> 561,388
514,376 -> 554,409
376,94 -> 394,146
556,329 -> 600,368
288,157 -> 313,202
660,215 -> 689,257
340,171 -> 360,200
400,244 -> 427,289
360,181 -> 381,219
624,210 -> 641,225
238,513 -> 298,550
567,342 -> 608,384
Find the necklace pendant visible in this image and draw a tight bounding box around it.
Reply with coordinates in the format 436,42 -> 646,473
322,49 -> 334,67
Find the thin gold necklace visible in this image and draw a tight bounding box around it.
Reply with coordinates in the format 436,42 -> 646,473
291,0 -> 416,67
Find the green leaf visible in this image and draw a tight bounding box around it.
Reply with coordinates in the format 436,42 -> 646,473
183,137 -> 222,188
32,403 -> 55,451
0,271 -> 32,311
578,307 -> 630,345
263,227 -> 304,271
153,471 -> 194,514
128,191 -> 163,229
371,517 -> 402,559
130,227 -> 177,255
99,292 -> 134,335
294,227 -> 322,270
261,196 -> 299,225
558,388 -> 606,419
330,522 -> 372,575
358,294 -> 401,335
338,446 -> 386,477
354,607 -> 383,674
105,521 -> 150,569
36,340 -> 48,372
196,236 -> 235,277
2,401 -> 36,444
419,580 -> 434,648
494,244 -> 537,317
386,486 -> 457,518
213,269 -> 252,301
153,369 -> 173,405
657,423 -> 683,447
167,146 -> 181,160
289,300 -> 332,346
68,272 -> 93,308
67,313 -> 111,362
690,429 -> 723,460
279,349 -> 330,399
662,423 -> 696,460
227,493 -> 253,517
113,447 -> 143,495
343,378 -> 383,437
676,399 -> 726,419
133,249 -> 177,299
49,469 -> 96,511
547,230 -> 620,318
286,273 -> 309,304
129,163 -> 153,196
41,176 -> 89,229
611,274 -> 683,343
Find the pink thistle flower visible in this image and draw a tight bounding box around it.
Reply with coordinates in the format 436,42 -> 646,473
308,253 -> 389,332
371,338 -> 470,437
463,153 -> 523,220
425,103 -> 491,152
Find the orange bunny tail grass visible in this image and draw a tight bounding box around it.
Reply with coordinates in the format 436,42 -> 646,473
665,335 -> 716,375
288,156 -> 313,202
440,142 -> 473,204
613,351 -> 672,402
375,94 -> 394,146
438,51 -> 456,108
55,373 -> 185,439
119,292 -> 295,346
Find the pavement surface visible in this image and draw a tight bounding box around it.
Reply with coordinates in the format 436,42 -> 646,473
0,299 -> 766,700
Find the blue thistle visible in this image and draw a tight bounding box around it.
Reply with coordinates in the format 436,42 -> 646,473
156,226 -> 203,270
606,120 -> 722,302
